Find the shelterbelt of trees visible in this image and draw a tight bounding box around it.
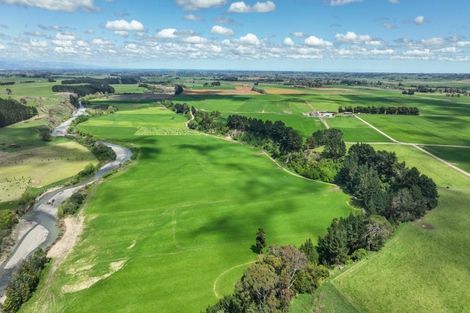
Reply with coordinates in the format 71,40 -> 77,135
52,84 -> 115,97
0,98 -> 38,128
338,105 -> 419,115
60,76 -> 139,85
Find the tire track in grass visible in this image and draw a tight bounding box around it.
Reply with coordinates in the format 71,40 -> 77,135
213,261 -> 256,299
353,114 -> 470,178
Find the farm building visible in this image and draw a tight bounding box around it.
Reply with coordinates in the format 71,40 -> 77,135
304,111 -> 336,118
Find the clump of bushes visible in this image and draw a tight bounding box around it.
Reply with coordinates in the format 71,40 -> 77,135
2,249 -> 49,313
0,210 -> 18,246
90,142 -> 116,162
316,214 -> 394,265
188,111 -> 227,134
59,189 -> 87,216
206,244 -> 328,313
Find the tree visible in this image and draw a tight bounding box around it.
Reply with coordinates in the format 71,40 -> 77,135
308,129 -> 346,159
236,263 -> 279,310
174,84 -> 184,95
38,127 -> 51,142
255,228 -> 266,254
299,238 -> 318,264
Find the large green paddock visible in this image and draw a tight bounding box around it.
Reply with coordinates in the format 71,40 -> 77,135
423,146 -> 470,173
23,107 -> 352,313
361,115 -> 470,146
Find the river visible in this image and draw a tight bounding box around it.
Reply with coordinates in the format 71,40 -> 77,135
0,103 -> 131,296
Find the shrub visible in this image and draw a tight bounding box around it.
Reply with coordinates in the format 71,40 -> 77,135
3,249 -> 49,313
59,189 -> 87,216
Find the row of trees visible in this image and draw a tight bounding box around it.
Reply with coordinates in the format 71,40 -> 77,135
227,115 -> 303,154
61,77 -> 139,85
206,244 -> 328,313
0,98 -> 38,128
163,101 -> 192,115
2,250 -> 49,313
52,84 -> 115,97
338,106 -> 419,115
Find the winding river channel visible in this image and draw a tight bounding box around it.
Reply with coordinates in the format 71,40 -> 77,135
0,104 -> 132,296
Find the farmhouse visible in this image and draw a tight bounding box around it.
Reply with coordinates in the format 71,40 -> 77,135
304,111 -> 336,118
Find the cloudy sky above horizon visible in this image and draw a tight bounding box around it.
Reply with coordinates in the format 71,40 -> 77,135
0,0 -> 469,72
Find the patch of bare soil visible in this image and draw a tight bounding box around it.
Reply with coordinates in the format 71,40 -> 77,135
62,260 -> 126,293
414,218 -> 435,230
47,214 -> 84,266
184,86 -> 258,96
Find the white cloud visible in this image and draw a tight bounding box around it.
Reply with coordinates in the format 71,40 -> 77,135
240,33 -> 260,45
414,16 -> 425,25
0,43 -> 6,49
125,43 -> 144,54
176,0 -> 226,10
211,25 -> 234,36
76,40 -> 88,47
438,47 -> 457,53
292,32 -> 304,38
1,0 -> 96,11
184,14 -> 202,21
335,32 -> 380,45
329,0 -> 361,6
52,33 -> 74,47
30,39 -> 48,47
228,1 -> 276,13
91,38 -> 111,46
403,48 -> 431,57
184,35 -> 207,43
304,36 -> 332,47
56,33 -> 75,41
252,1 -> 275,12
54,46 -> 77,54
105,19 -> 144,32
421,37 -> 445,46
388,0 -> 399,3
114,30 -> 129,37
283,37 -> 294,46
157,28 -> 177,38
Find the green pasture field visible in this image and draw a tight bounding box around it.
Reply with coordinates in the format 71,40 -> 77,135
88,97 -> 160,111
361,115 -> 470,146
176,94 -> 315,114
23,106 -> 352,313
110,84 -> 148,94
327,116 -> 390,142
0,137 -> 97,202
0,78 -> 91,203
326,144 -> 470,313
423,146 -> 470,173
232,112 -> 324,138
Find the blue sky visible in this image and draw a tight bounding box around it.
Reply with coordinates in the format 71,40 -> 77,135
0,0 -> 469,72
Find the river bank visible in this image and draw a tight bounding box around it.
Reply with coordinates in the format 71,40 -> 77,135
0,105 -> 132,298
